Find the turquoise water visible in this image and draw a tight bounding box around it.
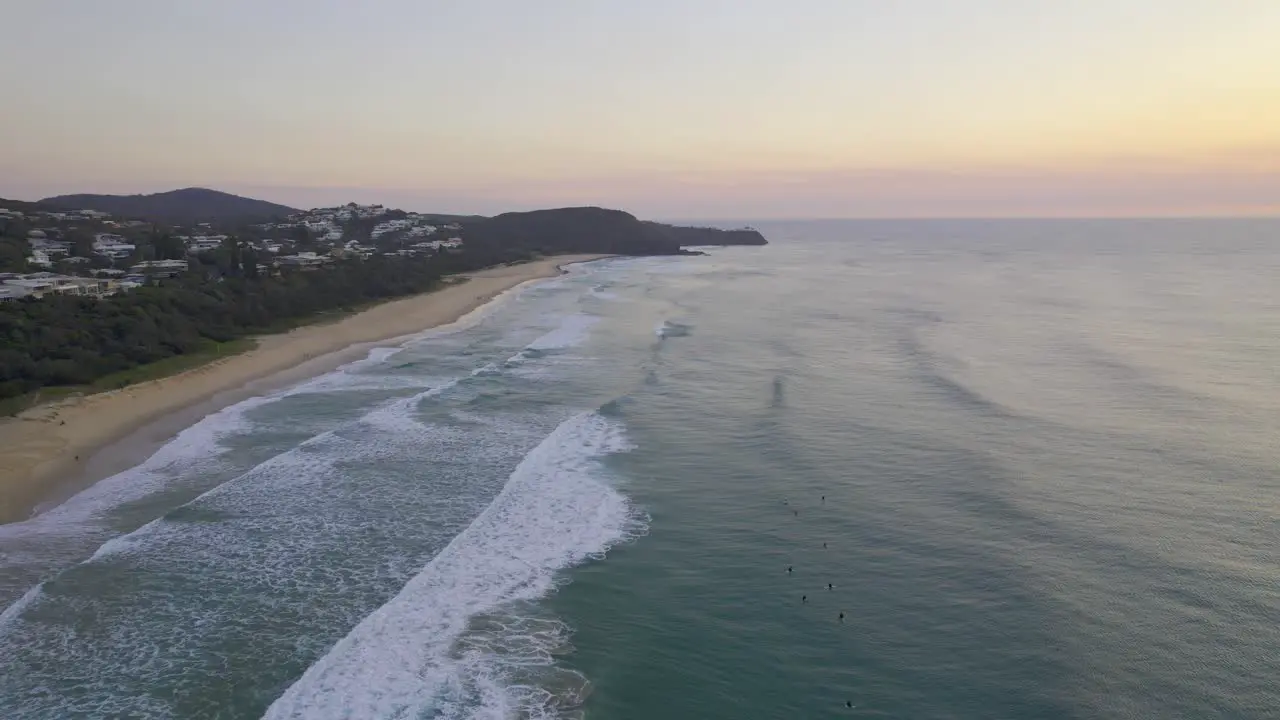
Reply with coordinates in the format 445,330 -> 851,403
2,219 -> 1279,718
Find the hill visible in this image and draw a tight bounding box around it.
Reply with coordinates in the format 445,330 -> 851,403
463,207 -> 689,256
0,197 -> 58,215
39,188 -> 298,225
644,222 -> 768,246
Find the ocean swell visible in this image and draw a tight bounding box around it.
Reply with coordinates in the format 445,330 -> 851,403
262,411 -> 643,720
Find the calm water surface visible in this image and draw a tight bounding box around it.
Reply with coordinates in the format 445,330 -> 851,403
1,219 -> 1278,719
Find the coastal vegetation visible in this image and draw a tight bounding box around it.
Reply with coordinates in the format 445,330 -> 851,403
0,255 -> 448,401
0,203 -> 766,405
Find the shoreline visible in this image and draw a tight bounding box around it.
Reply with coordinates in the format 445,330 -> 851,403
0,254 -> 613,524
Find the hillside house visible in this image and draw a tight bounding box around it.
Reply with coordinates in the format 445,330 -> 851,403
93,233 -> 136,259
130,259 -> 189,278
0,285 -> 30,301
0,272 -> 121,299
30,238 -> 72,257
370,218 -> 414,239
184,235 -> 225,253
276,251 -> 331,269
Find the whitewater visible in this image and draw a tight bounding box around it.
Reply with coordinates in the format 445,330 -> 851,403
0,256 -> 654,718
9,221 -> 1269,720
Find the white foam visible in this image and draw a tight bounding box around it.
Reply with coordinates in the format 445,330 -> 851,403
0,585 -> 42,632
261,412 -> 643,720
470,363 -> 502,377
1,394 -> 276,534
262,269 -> 579,400
80,374 -> 470,565
586,283 -> 620,301
654,320 -> 692,339
351,346 -> 401,368
526,314 -> 599,352
7,274 -> 553,527
358,378 -> 460,434
9,340 -> 408,530
500,313 -> 601,373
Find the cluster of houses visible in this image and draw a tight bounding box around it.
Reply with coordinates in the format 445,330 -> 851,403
265,204 -> 465,258
0,272 -> 140,301
24,230 -> 72,268
93,233 -> 136,260
1,200 -> 468,303
0,259 -> 192,301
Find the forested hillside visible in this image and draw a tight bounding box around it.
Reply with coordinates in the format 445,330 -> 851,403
40,188 -> 298,225
464,207 -> 686,255
0,205 -> 768,404
0,241 -> 536,403
0,256 -> 445,399
644,222 -> 769,246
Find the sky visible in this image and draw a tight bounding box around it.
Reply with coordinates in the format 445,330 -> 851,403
1,0 -> 1278,218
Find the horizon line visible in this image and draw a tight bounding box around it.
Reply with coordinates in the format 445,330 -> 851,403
661,214 -> 1280,223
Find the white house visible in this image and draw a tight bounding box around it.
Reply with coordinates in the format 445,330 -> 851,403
1,273 -> 120,299
185,235 -> 225,253
130,259 -> 189,277
370,218 -> 415,239
276,251 -> 331,269
0,285 -> 30,301
94,233 -> 136,259
30,238 -> 71,256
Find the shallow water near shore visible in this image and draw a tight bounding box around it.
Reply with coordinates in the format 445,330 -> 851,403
2,220 -> 1279,718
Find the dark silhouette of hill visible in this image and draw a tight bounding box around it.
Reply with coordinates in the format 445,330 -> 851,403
464,207 -> 684,255
643,222 -> 768,246
0,197 -> 50,213
39,188 -> 298,225
462,207 -> 769,257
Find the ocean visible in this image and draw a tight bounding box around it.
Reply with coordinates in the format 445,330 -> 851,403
1,218 -> 1278,719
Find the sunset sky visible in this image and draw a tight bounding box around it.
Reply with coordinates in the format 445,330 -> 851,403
2,1 -> 1278,218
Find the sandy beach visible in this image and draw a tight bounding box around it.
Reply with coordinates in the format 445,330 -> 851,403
0,254 -> 610,523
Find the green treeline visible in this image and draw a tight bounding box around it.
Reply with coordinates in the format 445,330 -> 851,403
0,249 -> 527,402
0,205 -> 767,404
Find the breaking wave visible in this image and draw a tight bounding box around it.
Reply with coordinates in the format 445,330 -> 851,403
262,411 -> 645,720
655,320 -> 693,339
